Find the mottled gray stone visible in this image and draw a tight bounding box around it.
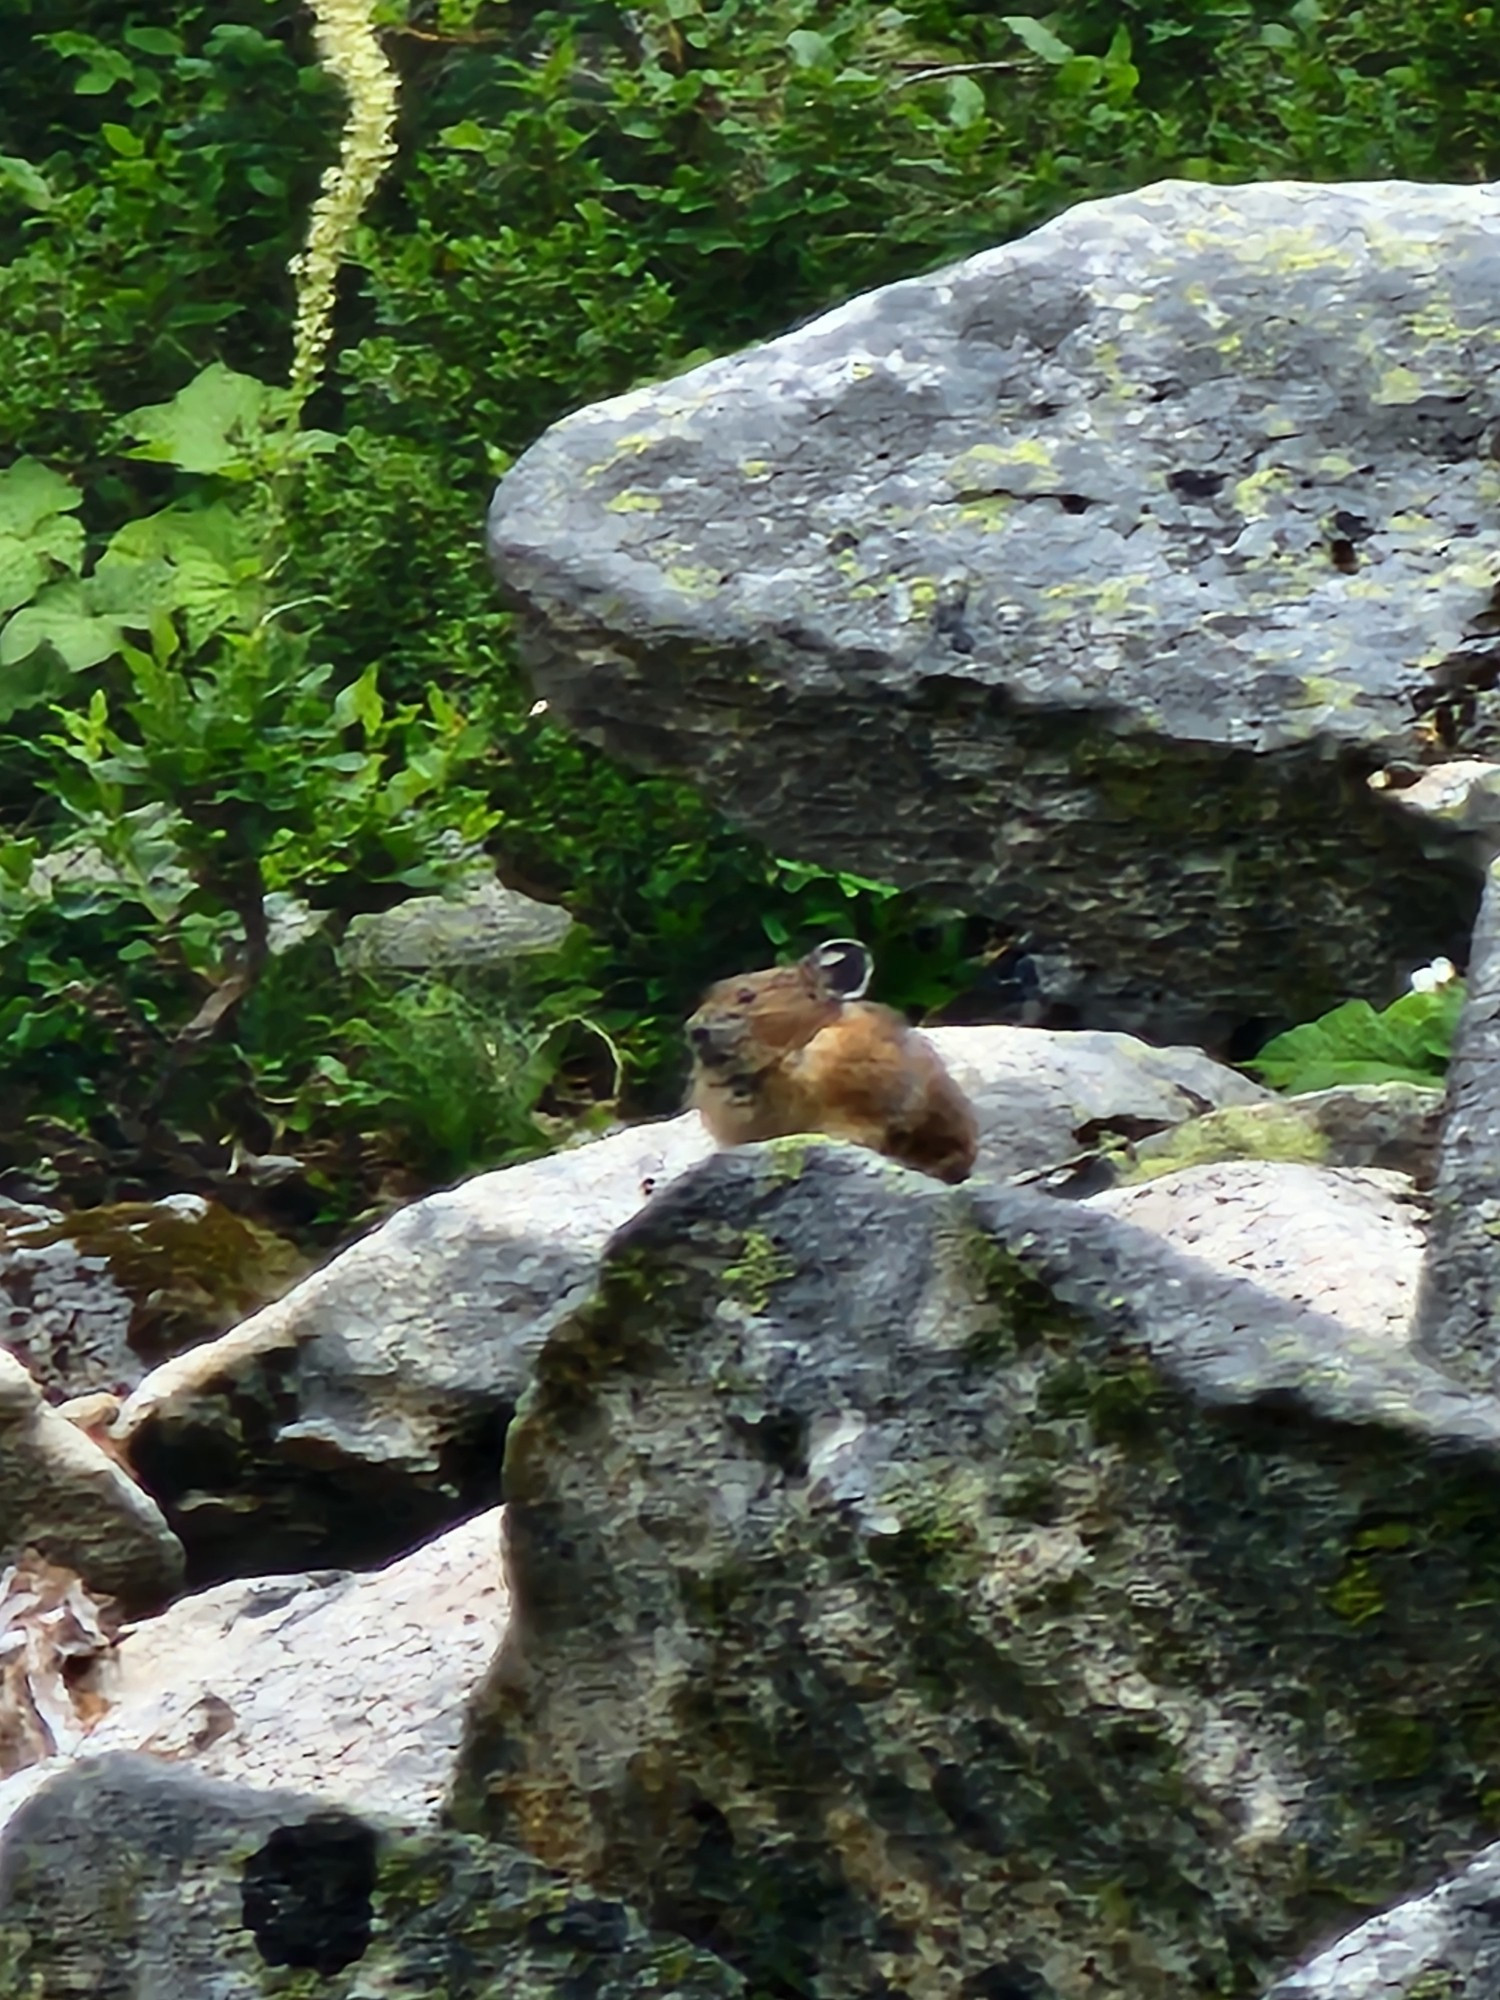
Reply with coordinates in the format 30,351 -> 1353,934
454,1141 -> 1500,1998
0,1349 -> 182,1610
928,1021 -> 1270,1179
343,875 -> 574,971
489,179 -> 1500,1035
0,1754 -> 744,1998
1124,1081 -> 1445,1186
1414,860 -> 1500,1392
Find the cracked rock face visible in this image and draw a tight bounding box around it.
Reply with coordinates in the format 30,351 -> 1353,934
489,178 -> 1500,1036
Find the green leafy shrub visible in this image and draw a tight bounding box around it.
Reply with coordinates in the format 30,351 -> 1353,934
1249,984 -> 1466,1094
5,0 -> 1500,1209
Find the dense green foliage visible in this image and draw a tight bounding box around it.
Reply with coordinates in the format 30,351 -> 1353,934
1,0 -> 1494,1214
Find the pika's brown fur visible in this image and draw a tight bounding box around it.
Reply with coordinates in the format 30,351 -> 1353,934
686,939 -> 979,1184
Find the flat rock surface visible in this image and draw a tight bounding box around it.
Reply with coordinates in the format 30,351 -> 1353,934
1093,1159 -> 1424,1343
0,1508 -> 506,1840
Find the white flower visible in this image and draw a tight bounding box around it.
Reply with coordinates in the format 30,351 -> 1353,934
1409,956 -> 1458,993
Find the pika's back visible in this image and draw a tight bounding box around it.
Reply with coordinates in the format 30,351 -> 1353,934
686,940 -> 978,1184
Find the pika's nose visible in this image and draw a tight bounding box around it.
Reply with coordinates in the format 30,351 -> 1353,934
688,1019 -> 714,1051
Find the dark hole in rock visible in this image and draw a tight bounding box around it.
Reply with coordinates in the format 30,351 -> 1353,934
729,1406 -> 808,1477
1166,467 -> 1224,499
1058,493 -> 1091,514
241,1812 -> 377,1975
963,1963 -> 1050,2000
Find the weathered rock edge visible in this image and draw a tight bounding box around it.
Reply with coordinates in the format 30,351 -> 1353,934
453,1141 -> 1500,2000
490,179 -> 1500,1031
1265,1834 -> 1500,1997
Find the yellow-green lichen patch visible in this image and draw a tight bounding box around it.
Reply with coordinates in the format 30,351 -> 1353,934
955,495 -> 1016,529
1233,464 -> 1291,517
763,1133 -> 815,1183
945,438 -> 1057,495
1230,225 -> 1360,279
1121,1103 -> 1331,1184
721,1229 -> 796,1314
1292,675 -> 1358,714
662,562 -> 722,597
1375,364 -> 1427,406
582,430 -> 661,479
605,489 -> 662,514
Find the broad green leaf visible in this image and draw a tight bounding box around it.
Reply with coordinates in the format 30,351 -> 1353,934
120,363 -> 291,474
1250,986 -> 1465,1093
947,76 -> 986,128
123,26 -> 181,55
1001,15 -> 1074,62
438,119 -> 489,151
0,539 -> 51,617
786,29 -> 833,68
0,644 -> 69,721
0,155 -> 53,211
333,666 -> 385,733
28,516 -> 86,573
101,123 -> 145,158
0,460 -> 81,538
0,587 -> 124,671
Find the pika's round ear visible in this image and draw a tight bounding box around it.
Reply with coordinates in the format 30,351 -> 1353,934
808,937 -> 873,1000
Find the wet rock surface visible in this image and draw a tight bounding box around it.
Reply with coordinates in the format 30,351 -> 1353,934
112,1115 -> 715,1585
0,1195 -> 305,1401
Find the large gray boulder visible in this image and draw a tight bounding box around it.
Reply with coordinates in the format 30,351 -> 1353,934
489,179 -> 1500,1035
452,1141 -> 1500,1999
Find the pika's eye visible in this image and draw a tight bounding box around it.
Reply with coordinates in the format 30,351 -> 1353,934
735,986 -> 756,1004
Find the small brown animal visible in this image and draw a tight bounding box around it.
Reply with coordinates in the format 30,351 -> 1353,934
686,939 -> 979,1184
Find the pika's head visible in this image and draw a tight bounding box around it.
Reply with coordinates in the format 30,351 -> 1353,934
686,938 -> 874,1073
